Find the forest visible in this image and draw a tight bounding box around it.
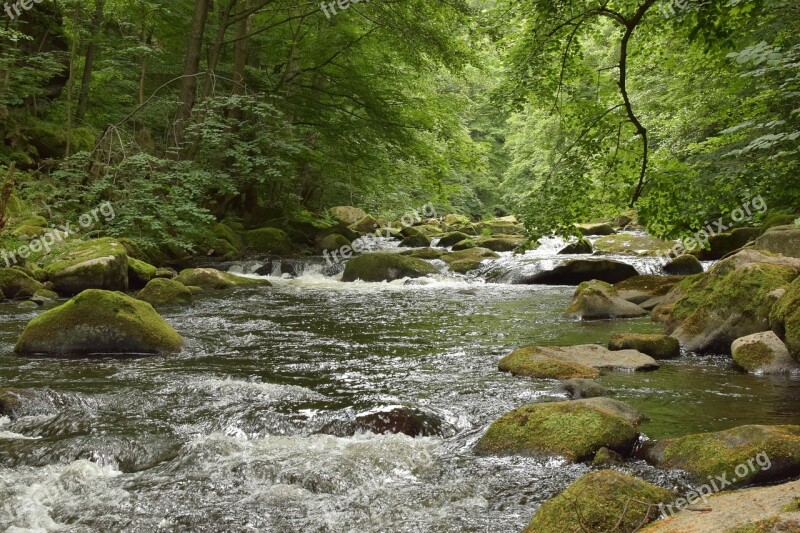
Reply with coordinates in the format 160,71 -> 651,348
1,0 -> 800,532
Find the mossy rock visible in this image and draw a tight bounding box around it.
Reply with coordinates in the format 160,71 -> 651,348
473,235 -> 523,252
474,399 -> 641,461
330,206 -> 369,226
475,219 -> 525,235
174,268 -> 271,290
500,346 -> 599,379
443,213 -> 471,227
526,259 -> 639,285
447,259 -> 481,274
16,215 -> 48,228
576,222 -> 616,236
441,247 -> 499,265
208,238 -> 240,260
11,225 -> 45,240
560,378 -> 609,399
127,258 -> 157,290
341,253 -> 437,282
666,250 -> 800,353
645,425 -> 800,487
731,331 -> 798,374
318,233 -> 351,252
436,231 -> 471,248
42,237 -> 129,295
15,289 -> 184,356
212,222 -> 243,248
116,238 -> 151,263
613,275 -> 684,303
664,254 -> 704,275
770,276 -> 800,359
137,278 -> 193,306
398,233 -> 432,248
609,333 -> 680,360
0,267 -> 44,299
594,233 -> 674,256
31,288 -> 59,306
499,344 -> 659,378
524,470 -> 673,533
566,280 -> 648,320
403,248 -> 444,260
242,227 -> 293,255
754,225 -> 800,259
558,238 -> 593,255
693,227 -> 762,261
349,215 -> 380,236
450,239 -> 477,251
592,447 -> 625,467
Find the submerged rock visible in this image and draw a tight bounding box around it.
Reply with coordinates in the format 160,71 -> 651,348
754,224 -> 800,258
474,399 -> 642,461
499,344 -> 659,379
137,278 -> 193,306
609,333 -> 681,360
731,331 -> 798,374
524,470 -> 673,533
525,259 -> 639,285
43,237 -> 129,295
174,268 -> 270,290
663,249 -> 800,353
566,280 -> 648,320
317,405 -> 453,438
341,253 -> 437,282
559,378 -> 609,399
644,425 -> 800,488
15,289 -> 184,356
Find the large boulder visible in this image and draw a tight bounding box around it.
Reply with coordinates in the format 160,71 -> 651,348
341,253 -> 437,282
127,258 -> 157,290
473,235 -> 522,252
770,276 -> 800,359
330,206 -> 369,226
474,399 -> 642,461
609,333 -> 681,360
436,231 -> 471,248
0,268 -> 44,299
317,233 -> 351,252
174,268 -> 271,290
566,280 -> 648,320
42,238 -> 129,295
558,238 -> 593,255
731,331 -> 799,374
692,227 -> 762,261
242,228 -> 293,255
525,259 -> 639,285
663,254 -> 703,275
440,247 -> 499,274
137,278 -> 193,306
644,425 -> 800,488
475,219 -> 525,235
398,233 -> 432,248
593,233 -> 674,256
349,215 -> 381,236
576,223 -> 616,236
524,470 -> 673,533
663,250 -> 800,353
754,224 -> 800,258
14,289 -> 184,356
498,344 -> 659,379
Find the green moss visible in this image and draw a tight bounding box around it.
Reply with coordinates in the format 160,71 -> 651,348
733,342 -> 775,371
441,247 -> 499,265
42,238 -> 129,295
781,498 -> 800,513
524,470 -> 673,533
137,278 -> 193,306
398,234 -> 431,247
0,267 -> 44,299
437,231 -> 471,248
724,517 -> 784,533
593,233 -> 674,256
402,248 -> 445,260
175,268 -> 271,290
650,425 -> 800,487
475,402 -> 639,461
608,333 -> 680,360
242,228 -> 293,255
212,222 -> 243,248
770,277 -> 800,358
127,257 -> 157,289
15,289 -> 184,356
448,259 -> 481,274
614,275 -> 684,295
208,238 -> 240,260
318,233 -> 351,251
498,346 -> 599,379
473,236 -> 523,252
16,215 -> 47,228
341,253 -> 437,282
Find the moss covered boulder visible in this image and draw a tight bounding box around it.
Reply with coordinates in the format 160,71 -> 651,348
664,250 -> 800,353
609,333 -> 681,360
400,248 -> 445,260
558,238 -> 593,255
576,222 -> 616,236
443,213 -> 471,227
330,206 -> 369,226
317,233 -> 351,252
645,425 -> 800,488
174,268 -> 270,290
43,238 -> 129,295
566,280 -> 648,319
731,331 -> 798,374
613,275 -> 684,304
693,227 -> 762,261
15,289 -> 184,356
664,254 -> 704,275
127,258 -> 158,290
474,399 -> 642,461
770,276 -> 800,359
341,253 -> 437,282
398,233 -> 432,248
525,259 -> 639,285
436,231 -> 471,248
242,227 -> 293,255
137,278 -> 193,306
499,344 -> 659,379
524,470 -> 673,533
0,267 -> 44,299
349,215 -> 380,236
754,225 -> 800,259
441,247 -> 499,265
473,235 -> 523,252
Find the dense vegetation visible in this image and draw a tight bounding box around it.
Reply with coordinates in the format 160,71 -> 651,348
0,0 -> 797,254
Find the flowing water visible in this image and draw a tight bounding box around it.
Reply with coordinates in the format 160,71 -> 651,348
2,237 -> 800,532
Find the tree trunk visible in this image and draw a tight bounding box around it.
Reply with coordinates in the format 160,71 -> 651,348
173,0 -> 211,152
76,0 -> 105,122
0,163 -> 16,231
